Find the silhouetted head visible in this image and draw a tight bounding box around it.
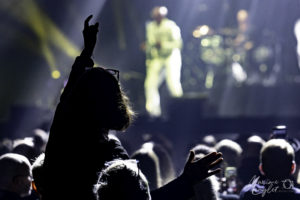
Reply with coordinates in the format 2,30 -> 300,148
202,135 -> 217,147
131,143 -> 162,190
71,67 -> 135,132
259,139 -> 295,180
0,153 -> 32,197
151,6 -> 168,24
12,138 -> 37,164
191,144 -> 217,158
215,139 -> 243,167
32,129 -> 48,152
244,135 -> 265,157
94,159 -> 151,200
152,142 -> 176,185
0,138 -> 13,156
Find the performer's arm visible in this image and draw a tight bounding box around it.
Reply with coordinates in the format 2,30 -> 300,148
145,22 -> 158,59
162,21 -> 182,51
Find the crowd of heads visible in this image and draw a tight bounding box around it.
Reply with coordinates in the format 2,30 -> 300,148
1,126 -> 299,200
0,129 -> 48,199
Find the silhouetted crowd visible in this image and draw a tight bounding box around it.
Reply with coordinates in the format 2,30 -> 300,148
1,16 -> 300,200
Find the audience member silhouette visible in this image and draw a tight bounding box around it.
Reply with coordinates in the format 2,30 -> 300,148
32,129 -> 48,154
238,135 -> 265,186
42,15 -> 223,200
239,139 -> 300,199
142,134 -> 176,185
215,139 -> 242,197
12,138 -> 37,164
131,142 -> 162,190
0,153 -> 32,199
191,144 -> 217,157
0,138 -> 13,156
42,15 -> 133,200
188,144 -> 220,200
202,135 -> 217,147
215,139 -> 243,170
94,159 -> 151,200
269,125 -> 300,187
152,142 -> 176,185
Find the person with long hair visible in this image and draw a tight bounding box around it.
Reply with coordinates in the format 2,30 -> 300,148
42,15 -> 223,200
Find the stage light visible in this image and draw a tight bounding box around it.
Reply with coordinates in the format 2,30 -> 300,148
193,28 -> 201,38
237,10 -> 248,23
232,54 -> 241,62
0,0 -> 81,79
232,62 -> 247,83
244,41 -> 253,50
51,70 -> 61,79
193,25 -> 210,38
159,6 -> 168,16
201,38 -> 210,47
199,25 -> 210,36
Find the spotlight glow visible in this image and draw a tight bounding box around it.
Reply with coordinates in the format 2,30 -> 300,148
232,62 -> 247,83
51,70 -> 61,79
199,25 -> 210,35
193,25 -> 210,38
159,6 -> 168,16
237,9 -> 248,22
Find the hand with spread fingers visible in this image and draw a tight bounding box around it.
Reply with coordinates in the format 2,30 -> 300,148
82,15 -> 99,58
183,151 -> 223,185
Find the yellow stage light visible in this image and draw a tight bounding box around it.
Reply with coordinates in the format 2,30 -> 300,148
51,70 -> 61,79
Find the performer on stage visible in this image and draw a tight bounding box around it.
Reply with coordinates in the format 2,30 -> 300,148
144,6 -> 183,117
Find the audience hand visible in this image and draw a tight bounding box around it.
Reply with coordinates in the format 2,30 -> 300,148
183,151 -> 223,185
82,15 -> 99,58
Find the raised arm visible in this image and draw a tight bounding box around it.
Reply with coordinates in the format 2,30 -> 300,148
60,15 -> 99,101
81,15 -> 99,58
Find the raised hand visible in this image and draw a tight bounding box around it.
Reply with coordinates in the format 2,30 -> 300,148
183,151 -> 223,185
82,15 -> 99,58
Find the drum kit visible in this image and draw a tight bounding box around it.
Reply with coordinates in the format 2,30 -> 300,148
193,25 -> 278,85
